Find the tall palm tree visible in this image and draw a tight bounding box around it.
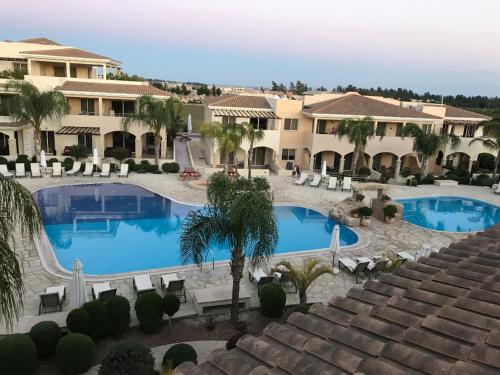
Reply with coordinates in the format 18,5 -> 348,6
401,123 -> 460,176
4,81 -> 68,160
272,259 -> 332,304
0,176 -> 41,329
469,119 -> 500,180
180,172 -> 277,324
241,122 -> 264,179
165,97 -> 185,146
200,122 -> 243,171
337,116 -> 375,171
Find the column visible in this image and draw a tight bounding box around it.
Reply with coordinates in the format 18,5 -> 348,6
395,157 -> 401,175
102,64 -> 107,80
309,153 -> 315,171
65,62 -> 71,78
368,156 -> 374,169
339,156 -> 345,173
312,118 -> 318,134
98,97 -> 103,116
468,158 -> 474,173
135,137 -> 142,159
160,139 -> 167,160
8,138 -> 17,157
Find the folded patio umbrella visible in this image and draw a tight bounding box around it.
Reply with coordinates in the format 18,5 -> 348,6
330,224 -> 341,272
40,150 -> 47,168
70,259 -> 87,310
187,113 -> 192,134
321,160 -> 328,178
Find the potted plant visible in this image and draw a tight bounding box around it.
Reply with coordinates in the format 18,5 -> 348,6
351,208 -> 359,218
381,194 -> 391,203
355,193 -> 365,202
383,204 -> 398,224
358,206 -> 372,226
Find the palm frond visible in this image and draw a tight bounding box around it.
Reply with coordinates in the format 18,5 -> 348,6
0,239 -> 24,330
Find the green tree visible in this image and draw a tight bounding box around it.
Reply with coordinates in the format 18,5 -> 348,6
401,123 -> 460,176
241,123 -> 264,179
200,122 -> 244,171
180,173 -> 277,324
272,259 -> 332,304
0,176 -> 41,329
469,119 -> 500,180
4,81 -> 68,160
337,116 -> 376,171
165,98 -> 185,144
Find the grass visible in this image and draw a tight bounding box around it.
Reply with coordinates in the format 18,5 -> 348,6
182,104 -> 204,132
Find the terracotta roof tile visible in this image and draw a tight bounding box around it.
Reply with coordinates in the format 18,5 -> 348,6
206,95 -> 272,109
444,105 -> 490,119
20,47 -> 114,61
18,37 -> 60,45
55,81 -> 171,97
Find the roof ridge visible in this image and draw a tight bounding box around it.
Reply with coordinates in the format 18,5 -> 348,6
306,93 -> 354,113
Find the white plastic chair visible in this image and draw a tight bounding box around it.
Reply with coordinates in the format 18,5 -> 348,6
52,162 -> 62,177
100,163 -> 110,177
15,163 -> 26,177
83,162 -> 93,177
294,172 -> 309,185
327,176 -> 337,190
66,161 -> 82,176
30,163 -> 41,178
0,164 -> 13,177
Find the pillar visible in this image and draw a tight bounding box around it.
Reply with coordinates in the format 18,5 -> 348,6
160,140 -> 167,160
395,157 -> 402,175
102,64 -> 107,80
8,138 -> 17,157
65,62 -> 71,78
368,156 -> 374,169
312,118 -> 318,134
468,158 -> 474,173
339,156 -> 345,173
135,137 -> 142,159
98,97 -> 103,116
309,153 -> 315,171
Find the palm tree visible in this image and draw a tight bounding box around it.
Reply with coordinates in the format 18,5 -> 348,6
336,116 -> 375,171
4,81 -> 68,160
200,122 -> 243,171
0,176 -> 41,329
180,172 -> 277,325
401,123 -> 460,176
469,119 -> 500,180
272,259 -> 332,304
241,122 -> 264,179
165,97 -> 185,146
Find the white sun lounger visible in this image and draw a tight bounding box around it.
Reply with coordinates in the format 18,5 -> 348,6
342,176 -> 352,191
100,163 -> 110,177
161,273 -> 186,302
83,162 -> 93,177
133,274 -> 155,295
0,164 -> 13,177
338,257 -> 370,283
52,162 -> 62,177
31,163 -> 41,178
327,176 -> 337,190
92,282 -> 117,300
118,163 -> 129,177
294,172 -> 309,185
310,174 -> 321,187
495,185 -> 500,195
66,161 -> 81,176
15,163 -> 26,177
45,285 -> 66,301
397,251 -> 415,262
248,267 -> 275,296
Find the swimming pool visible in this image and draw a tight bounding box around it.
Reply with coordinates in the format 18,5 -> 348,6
397,196 -> 500,232
34,183 -> 358,275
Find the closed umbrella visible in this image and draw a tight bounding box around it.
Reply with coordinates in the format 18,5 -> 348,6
92,148 -> 99,173
321,160 -> 327,178
70,259 -> 87,310
187,113 -> 192,134
330,224 -> 341,273
40,150 -> 47,168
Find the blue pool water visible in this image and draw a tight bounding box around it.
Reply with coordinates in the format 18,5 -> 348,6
397,196 -> 500,232
33,183 -> 358,275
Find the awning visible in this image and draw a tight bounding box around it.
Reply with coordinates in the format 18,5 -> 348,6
212,108 -> 280,119
56,126 -> 100,135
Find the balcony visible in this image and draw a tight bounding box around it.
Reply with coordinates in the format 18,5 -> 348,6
240,129 -> 280,153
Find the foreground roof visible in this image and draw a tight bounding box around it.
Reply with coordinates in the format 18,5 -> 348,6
176,224 -> 500,375
17,37 -> 60,46
206,95 -> 272,109
444,105 -> 490,120
304,93 -> 441,120
55,81 -> 171,97
19,47 -> 115,62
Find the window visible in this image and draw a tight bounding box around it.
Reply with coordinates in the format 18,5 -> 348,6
316,120 -> 327,134
53,66 -> 65,77
111,101 -> 135,116
70,67 -> 77,78
80,99 -> 95,115
284,118 -> 298,131
12,63 -> 27,74
41,131 -> 55,154
250,117 -> 268,130
281,148 -> 295,161
395,124 -> 403,136
77,133 -> 92,150
222,116 -> 236,125
376,123 -> 386,136
462,125 -> 476,138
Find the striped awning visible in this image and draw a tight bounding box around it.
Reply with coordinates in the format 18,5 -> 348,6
56,126 -> 100,135
212,108 -> 280,119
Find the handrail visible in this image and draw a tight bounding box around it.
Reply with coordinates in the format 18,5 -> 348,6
200,248 -> 215,271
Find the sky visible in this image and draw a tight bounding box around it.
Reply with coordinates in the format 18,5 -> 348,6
2,0 -> 500,96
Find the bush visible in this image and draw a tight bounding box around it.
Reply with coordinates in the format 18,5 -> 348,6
163,293 -> 180,318
111,147 -> 131,162
98,341 -> 155,375
124,159 -> 136,171
134,292 -> 163,334
29,320 -> 60,358
163,343 -> 197,370
0,156 -> 7,164
357,166 -> 371,176
472,174 -> 494,187
67,145 -> 89,160
381,194 -> 391,202
63,157 -> 74,165
294,303 -> 311,314
259,283 -> 286,318
137,168 -> 146,174
0,333 -> 37,375
357,206 -> 373,218
419,174 -> 435,185
140,160 -> 151,166
7,160 -> 15,170
66,308 -> 90,335
446,173 -> 458,181
162,162 -> 180,173
82,300 -> 109,339
226,331 -> 247,350
105,296 -> 130,336
383,205 -> 398,218
47,157 -> 59,167
146,164 -> 159,173
56,333 -> 94,375
16,154 -> 29,163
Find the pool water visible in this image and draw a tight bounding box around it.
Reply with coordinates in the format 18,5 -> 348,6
397,196 -> 500,232
34,183 -> 358,275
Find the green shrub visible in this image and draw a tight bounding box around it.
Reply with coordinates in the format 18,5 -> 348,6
111,147 -> 131,162
47,157 -> 59,167
124,159 -> 136,171
163,343 -> 197,370
419,174 -> 435,185
446,173 -> 458,181
29,321 -> 60,358
259,283 -> 286,318
152,170 -> 162,174
16,154 -> 29,163
381,194 -> 391,202
82,300 -> 109,339
134,292 -> 163,334
0,156 -> 7,164
98,341 -> 155,375
0,333 -> 37,375
56,333 -> 94,375
146,164 -> 159,173
355,193 -> 364,202
66,308 -> 90,335
294,303 -> 311,314
226,331 -> 247,350
140,160 -> 151,166
472,174 -> 493,187
383,205 -> 398,218
163,293 -> 180,318
63,157 -> 74,165
105,296 -> 130,336
358,206 -> 373,218
7,160 -> 15,170
137,168 -> 146,174
162,162 -> 180,173
357,166 -> 371,176
67,145 -> 89,160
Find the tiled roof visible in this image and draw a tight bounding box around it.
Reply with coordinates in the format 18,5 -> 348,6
444,105 -> 490,119
55,81 -> 171,97
19,47 -> 114,61
18,37 -> 60,45
176,224 -> 500,375
304,93 -> 441,120
206,95 -> 272,109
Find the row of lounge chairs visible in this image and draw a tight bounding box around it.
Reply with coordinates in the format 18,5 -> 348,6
0,162 -> 129,178
295,173 -> 352,191
248,266 -> 297,296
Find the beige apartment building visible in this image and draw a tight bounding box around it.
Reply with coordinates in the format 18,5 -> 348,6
202,92 -> 491,176
0,37 -> 172,161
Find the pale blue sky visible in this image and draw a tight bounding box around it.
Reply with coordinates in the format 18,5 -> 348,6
2,0 -> 499,95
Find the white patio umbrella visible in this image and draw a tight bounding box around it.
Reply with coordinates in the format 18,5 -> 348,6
187,113 -> 192,134
321,160 -> 328,178
330,224 -> 341,273
70,259 -> 87,310
40,150 -> 47,168
92,148 -> 99,173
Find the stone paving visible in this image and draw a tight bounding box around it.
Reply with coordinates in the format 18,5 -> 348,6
2,172 -> 499,333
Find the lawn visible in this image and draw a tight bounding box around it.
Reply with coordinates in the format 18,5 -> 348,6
182,103 -> 204,133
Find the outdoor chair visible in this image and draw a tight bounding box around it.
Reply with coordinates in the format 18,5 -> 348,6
66,161 -> 82,176
0,164 -> 13,177
92,282 -> 117,300
495,185 -> 500,195
249,267 -> 275,296
161,273 -> 186,303
100,163 -> 110,177
338,258 -> 370,284
368,257 -> 389,278
133,274 -> 155,296
83,162 -> 93,177
52,162 -> 62,177
294,172 -> 309,185
273,267 -> 297,294
342,176 -> 352,191
30,163 -> 41,178
118,163 -> 129,177
15,163 -> 26,177
309,174 -> 321,187
397,251 -> 415,263
39,285 -> 66,315
327,176 -> 338,190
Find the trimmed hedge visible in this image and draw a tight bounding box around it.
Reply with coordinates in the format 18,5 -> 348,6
163,343 -> 197,369
29,320 -> 60,358
0,333 -> 37,375
134,292 -> 163,334
294,303 -> 311,314
259,283 -> 286,318
98,341 -> 155,375
47,158 -> 59,167
163,293 -> 180,318
419,174 -> 435,185
105,296 -> 130,336
0,156 -> 7,164
56,333 -> 95,375
82,300 -> 109,339
66,308 -> 91,335
162,162 -> 180,173
472,174 -> 494,187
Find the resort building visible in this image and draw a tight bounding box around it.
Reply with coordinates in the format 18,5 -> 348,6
0,37 -> 173,160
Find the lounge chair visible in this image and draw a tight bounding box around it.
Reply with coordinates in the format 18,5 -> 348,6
160,273 -> 186,303
294,172 -> 309,185
0,164 -> 13,177
39,285 -> 66,315
83,162 -> 93,177
338,258 -> 370,283
397,251 -> 415,263
133,274 -> 155,296
52,162 -> 62,177
15,163 -> 26,177
327,176 -> 337,190
342,177 -> 352,191
100,163 -> 110,177
92,282 -> 117,301
118,163 -> 129,178
369,257 -> 389,278
249,267 -> 275,296
495,184 -> 500,195
66,161 -> 82,176
31,163 -> 41,178
272,266 -> 297,294
309,174 -> 321,187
